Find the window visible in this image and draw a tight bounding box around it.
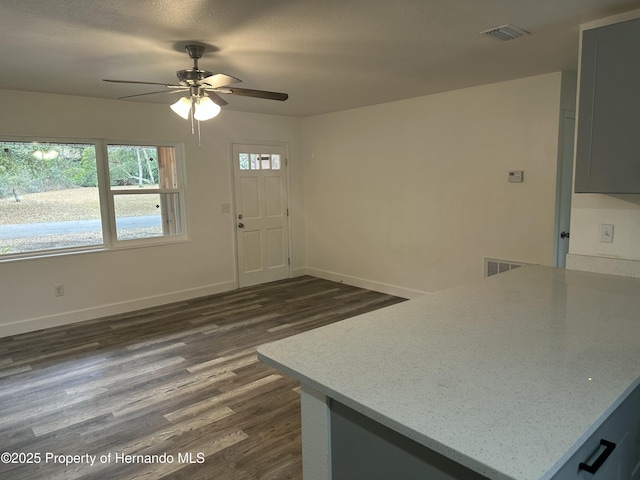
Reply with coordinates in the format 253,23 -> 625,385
107,145 -> 183,240
0,138 -> 187,259
238,153 -> 281,171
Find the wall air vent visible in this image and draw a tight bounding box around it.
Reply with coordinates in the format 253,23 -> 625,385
480,24 -> 529,41
485,258 -> 529,277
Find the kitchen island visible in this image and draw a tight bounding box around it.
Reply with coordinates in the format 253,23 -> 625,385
258,266 -> 640,480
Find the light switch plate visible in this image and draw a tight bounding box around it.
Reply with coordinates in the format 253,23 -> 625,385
600,224 -> 614,243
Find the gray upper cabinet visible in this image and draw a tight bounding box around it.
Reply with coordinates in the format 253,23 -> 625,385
575,18 -> 640,193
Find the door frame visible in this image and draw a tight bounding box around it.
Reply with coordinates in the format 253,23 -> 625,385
552,110 -> 576,268
228,139 -> 293,288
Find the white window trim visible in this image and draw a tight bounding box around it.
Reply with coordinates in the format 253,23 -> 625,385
0,136 -> 189,261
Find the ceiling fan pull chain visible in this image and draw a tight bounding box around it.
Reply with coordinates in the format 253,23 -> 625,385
190,104 -> 195,135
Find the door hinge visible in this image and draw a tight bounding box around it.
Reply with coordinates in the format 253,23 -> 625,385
287,208 -> 289,216
285,158 -> 288,167
288,257 -> 291,265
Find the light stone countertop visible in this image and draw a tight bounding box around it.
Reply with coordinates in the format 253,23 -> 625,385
258,266 -> 640,480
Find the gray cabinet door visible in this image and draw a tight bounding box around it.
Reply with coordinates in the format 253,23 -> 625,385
575,18 -> 640,193
551,384 -> 640,480
330,400 -> 490,480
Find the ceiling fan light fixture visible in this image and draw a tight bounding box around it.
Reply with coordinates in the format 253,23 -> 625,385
193,96 -> 221,121
104,44 -> 288,128
170,97 -> 192,119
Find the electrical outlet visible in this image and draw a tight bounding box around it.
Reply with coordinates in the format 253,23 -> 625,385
54,284 -> 64,297
600,224 -> 614,243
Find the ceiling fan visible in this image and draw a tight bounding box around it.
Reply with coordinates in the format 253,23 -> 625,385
103,44 -> 288,123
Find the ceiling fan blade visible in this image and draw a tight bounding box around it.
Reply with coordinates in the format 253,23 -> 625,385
118,89 -> 188,100
206,91 -> 229,106
220,87 -> 288,101
104,79 -> 183,88
201,73 -> 241,89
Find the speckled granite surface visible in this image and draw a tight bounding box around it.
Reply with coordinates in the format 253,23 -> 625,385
566,253 -> 640,279
258,266 -> 640,480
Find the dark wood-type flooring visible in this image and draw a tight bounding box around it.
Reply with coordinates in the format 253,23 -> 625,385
0,276 -> 405,480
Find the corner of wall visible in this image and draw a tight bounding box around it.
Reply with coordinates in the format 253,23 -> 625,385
303,267 -> 428,299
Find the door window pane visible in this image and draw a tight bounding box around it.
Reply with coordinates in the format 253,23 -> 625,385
240,153 -> 281,171
271,154 -> 281,170
239,153 -> 250,170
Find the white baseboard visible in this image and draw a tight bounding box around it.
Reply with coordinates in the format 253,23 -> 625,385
304,267 -> 427,299
1,270 -> 426,338
0,280 -> 237,338
291,267 -> 307,278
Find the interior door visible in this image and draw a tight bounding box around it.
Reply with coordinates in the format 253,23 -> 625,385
233,144 -> 290,287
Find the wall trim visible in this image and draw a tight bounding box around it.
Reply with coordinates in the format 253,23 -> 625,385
2,269 -> 427,338
304,267 -> 427,299
292,267 -> 307,278
0,280 -> 237,338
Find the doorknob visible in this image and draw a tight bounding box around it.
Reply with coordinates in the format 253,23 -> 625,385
238,223 -> 245,229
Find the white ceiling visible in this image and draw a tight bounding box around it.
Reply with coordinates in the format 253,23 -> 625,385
1,0 -> 639,117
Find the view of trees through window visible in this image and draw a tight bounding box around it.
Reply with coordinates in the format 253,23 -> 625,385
108,145 -> 159,188
107,144 -> 181,241
0,142 -> 97,198
0,140 -> 183,257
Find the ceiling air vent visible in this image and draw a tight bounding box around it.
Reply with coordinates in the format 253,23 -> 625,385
480,24 -> 529,41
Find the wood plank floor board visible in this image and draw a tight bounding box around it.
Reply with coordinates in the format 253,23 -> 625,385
0,276 -> 405,479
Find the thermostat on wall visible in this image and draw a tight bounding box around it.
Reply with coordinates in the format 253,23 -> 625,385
508,170 -> 524,183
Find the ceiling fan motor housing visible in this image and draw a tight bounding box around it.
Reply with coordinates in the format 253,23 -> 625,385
177,45 -> 214,85
176,69 -> 214,85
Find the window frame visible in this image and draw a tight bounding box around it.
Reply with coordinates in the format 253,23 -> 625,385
0,136 -> 189,261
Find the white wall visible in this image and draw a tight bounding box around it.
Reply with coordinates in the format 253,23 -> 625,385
0,89 -> 302,336
0,71 -> 574,335
302,73 -> 566,297
567,9 -> 640,278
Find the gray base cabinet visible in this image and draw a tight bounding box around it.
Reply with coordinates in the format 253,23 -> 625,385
330,399 -> 490,480
552,384 -> 639,479
575,17 -> 640,193
330,384 -> 640,480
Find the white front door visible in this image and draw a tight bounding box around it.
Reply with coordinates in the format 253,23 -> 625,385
233,144 -> 290,287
